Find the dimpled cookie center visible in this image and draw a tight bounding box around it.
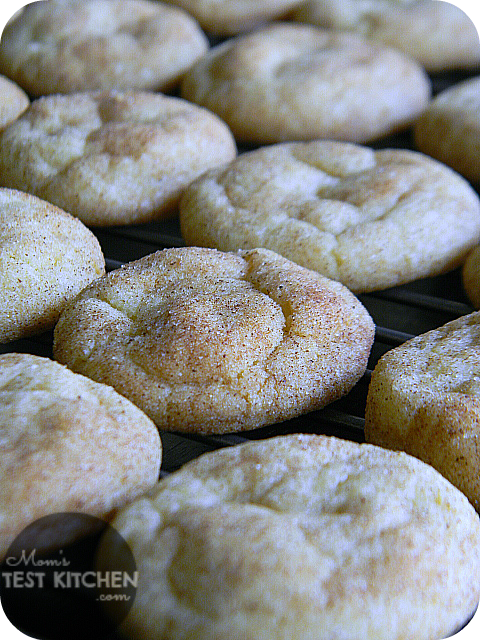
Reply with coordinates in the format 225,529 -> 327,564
127,279 -> 285,384
26,1 -> 177,50
220,144 -> 423,236
145,443 -> 432,625
14,92 -> 209,181
210,26 -> 379,82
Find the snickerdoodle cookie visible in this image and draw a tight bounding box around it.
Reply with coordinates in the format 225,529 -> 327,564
463,245 -> 480,308
0,0 -> 209,95
414,75 -> 480,185
0,188 -> 105,344
161,0 -> 303,35
0,91 -> 237,226
180,22 -> 431,144
180,141 -> 480,293
0,74 -> 28,131
0,352 -> 162,560
293,0 -> 480,72
53,247 -> 375,434
97,433 -> 480,640
365,311 -> 480,510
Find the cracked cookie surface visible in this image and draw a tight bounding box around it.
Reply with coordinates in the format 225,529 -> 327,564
0,0 -> 209,95
97,433 -> 480,640
53,247 -> 374,434
293,0 -> 480,72
180,22 -> 431,144
0,352 -> 161,560
180,140 -> 480,293
0,90 -> 237,226
365,311 -> 480,510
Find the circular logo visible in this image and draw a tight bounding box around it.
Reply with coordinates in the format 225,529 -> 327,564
0,513 -> 137,640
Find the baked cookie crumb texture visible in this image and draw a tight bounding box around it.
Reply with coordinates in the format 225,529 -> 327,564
0,188 -> 105,343
181,22 -> 431,144
0,91 -> 237,226
53,246 -> 375,434
292,0 -> 480,72
365,311 -> 480,511
98,433 -> 480,640
414,75 -> 480,185
180,141 -> 480,293
0,0 -> 209,95
0,352 -> 162,560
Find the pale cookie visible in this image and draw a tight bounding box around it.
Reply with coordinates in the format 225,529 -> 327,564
365,311 -> 480,510
0,188 -> 105,344
414,75 -> 480,185
0,74 -> 28,131
463,245 -> 480,308
180,22 -> 431,144
96,433 -> 480,640
0,91 -> 237,226
0,0 -> 209,96
161,0 -> 303,36
0,352 -> 162,560
180,141 -> 480,293
293,0 -> 480,72
53,247 -> 375,434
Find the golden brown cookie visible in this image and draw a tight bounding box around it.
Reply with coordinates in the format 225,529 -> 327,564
53,247 -> 375,434
0,74 -> 28,131
162,0 -> 303,35
180,141 -> 480,293
97,433 -> 480,640
180,22 -> 431,144
0,0 -> 209,95
0,188 -> 105,344
293,0 -> 480,72
463,244 -> 480,308
414,75 -> 480,185
0,352 -> 162,560
365,311 -> 480,510
0,91 -> 237,226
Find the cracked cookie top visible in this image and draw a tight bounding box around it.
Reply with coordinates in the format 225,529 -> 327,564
0,90 -> 237,226
292,0 -> 480,72
180,22 -> 431,144
180,140 -> 480,293
0,0 -> 209,95
53,247 -> 374,434
0,352 -> 161,560
97,433 -> 480,640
